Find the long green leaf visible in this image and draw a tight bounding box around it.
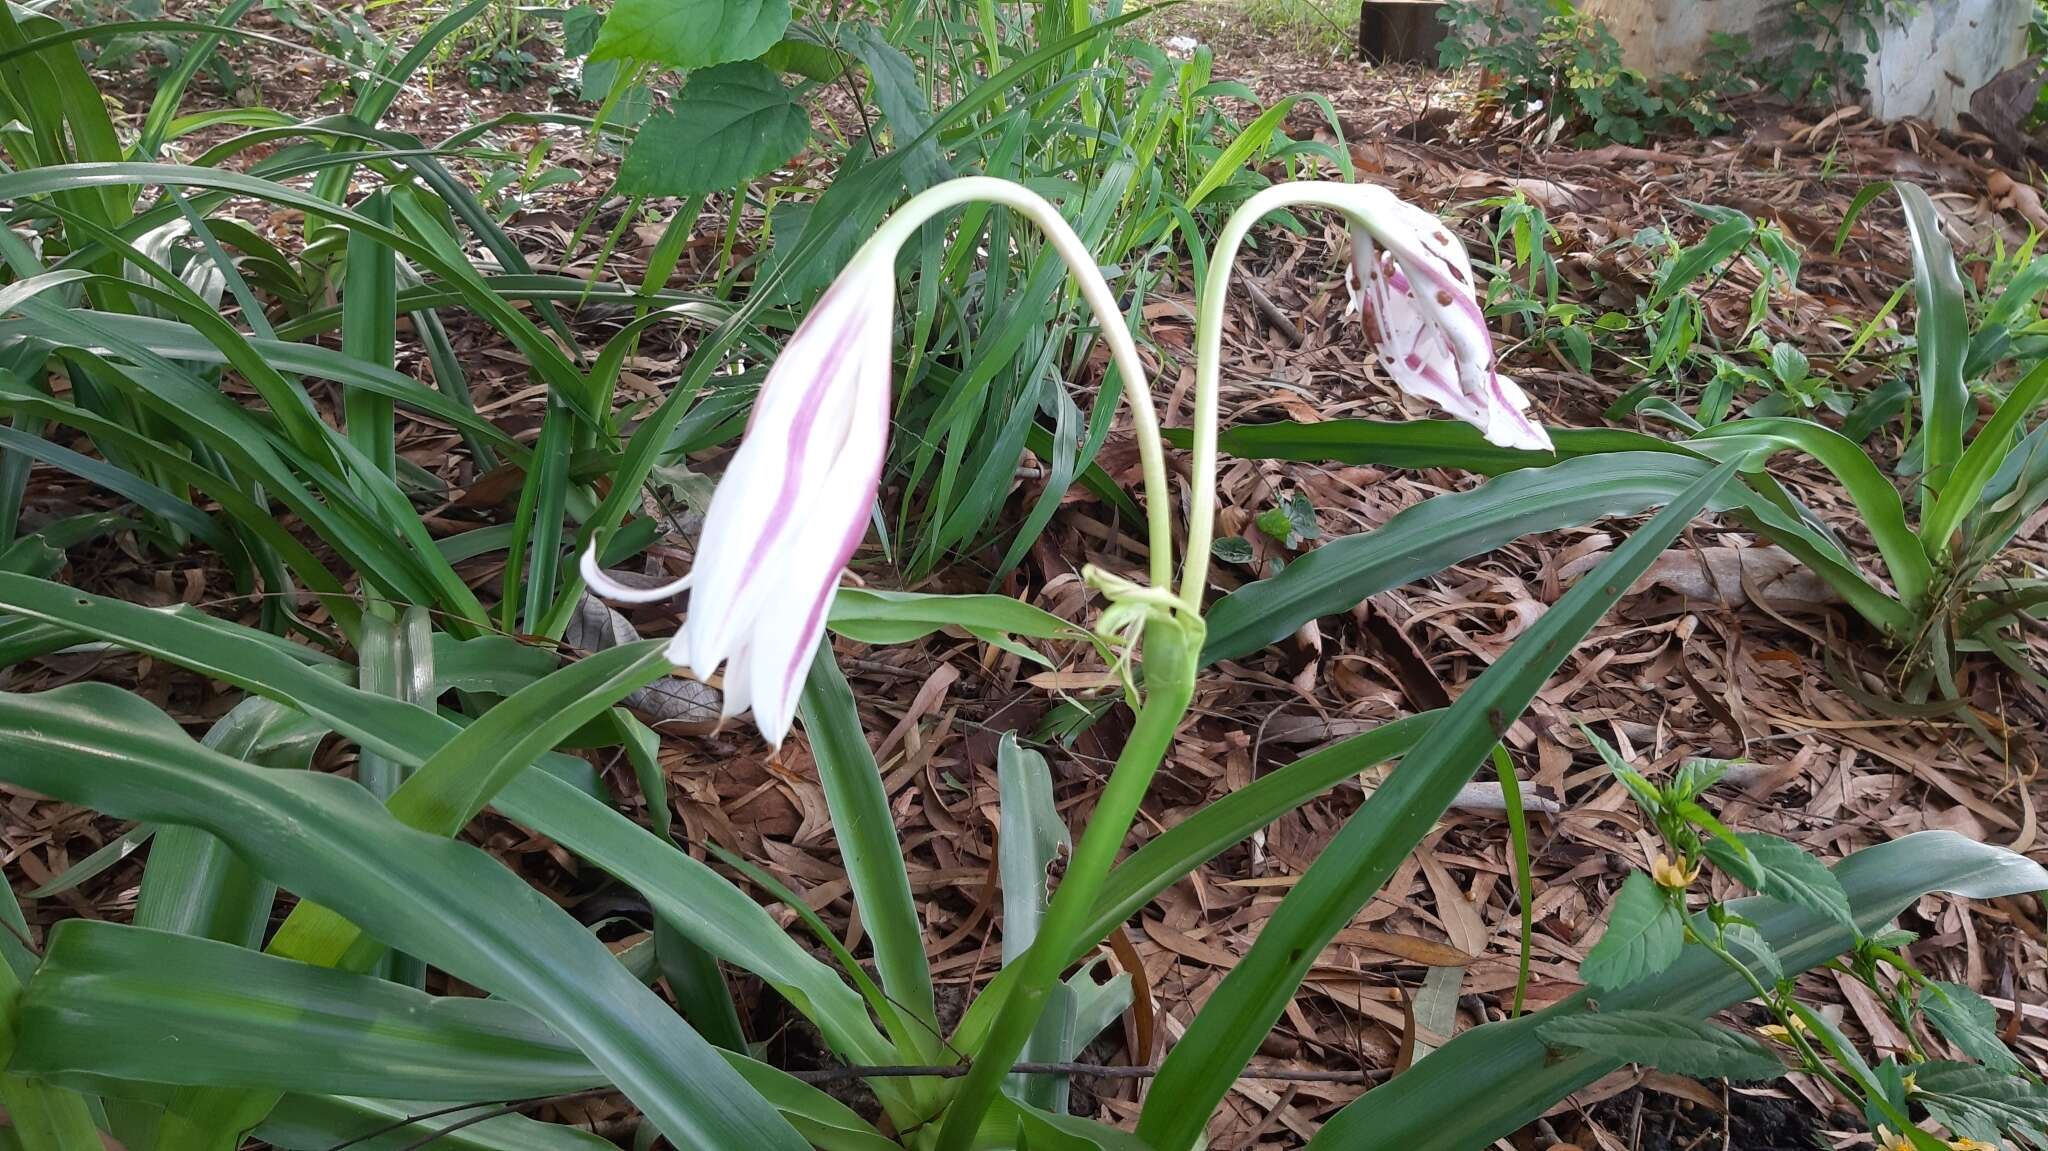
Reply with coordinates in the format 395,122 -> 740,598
1690,417 -> 1931,610
0,684 -> 807,1151
797,647 -> 940,1057
0,575 -> 893,1073
17,922 -> 899,1151
340,188 -> 396,477
0,164 -> 590,420
1136,461 -> 1737,1151
1166,418 -> 1675,474
1898,182 -> 1970,486
1306,831 -> 2047,1150
1921,356 -> 2048,559
1201,452 -> 1733,664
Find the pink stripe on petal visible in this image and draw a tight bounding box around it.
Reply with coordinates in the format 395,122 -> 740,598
740,300 -> 876,584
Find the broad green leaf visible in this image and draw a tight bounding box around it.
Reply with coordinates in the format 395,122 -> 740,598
0,574 -> 890,1077
589,0 -> 791,68
617,63 -> 811,198
838,24 -> 950,191
828,587 -> 1081,662
1536,1011 -> 1784,1081
0,684 -> 808,1151
17,922 -> 900,1151
1737,833 -> 1853,933
1134,464 -> 1737,1151
1305,832 -> 2048,1151
1921,981 -> 2023,1074
0,936 -> 102,1151
17,920 -> 603,1100
1689,417 -> 1930,611
1921,356 -> 2048,558
1579,871 -> 1685,991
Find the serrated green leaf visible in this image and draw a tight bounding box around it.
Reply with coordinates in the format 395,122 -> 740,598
1581,724 -> 1664,816
589,0 -> 790,68
1720,922 -> 1781,983
1701,835 -> 1767,889
1537,1011 -> 1785,1081
1740,834 -> 1854,932
1913,1061 -> 2048,1147
1922,981 -> 2023,1075
616,63 -> 811,198
1581,872 -> 1684,990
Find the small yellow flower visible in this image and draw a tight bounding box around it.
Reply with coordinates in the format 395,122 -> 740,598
1947,1139 -> 2000,1150
1901,1072 -> 1918,1096
1757,1016 -> 1811,1045
1651,853 -> 1701,891
1876,1126 -> 1913,1151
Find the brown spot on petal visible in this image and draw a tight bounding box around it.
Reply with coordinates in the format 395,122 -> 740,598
1433,231 -> 1449,244
1435,289 -> 1454,306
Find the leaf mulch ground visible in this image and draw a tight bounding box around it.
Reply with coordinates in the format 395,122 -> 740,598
6,5 -> 2045,1149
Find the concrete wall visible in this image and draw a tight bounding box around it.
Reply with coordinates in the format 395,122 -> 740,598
1578,0 -> 2028,129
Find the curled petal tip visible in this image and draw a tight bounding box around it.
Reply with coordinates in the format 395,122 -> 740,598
579,541 -> 695,603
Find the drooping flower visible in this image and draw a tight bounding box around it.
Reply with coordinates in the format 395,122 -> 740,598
582,250 -> 895,747
1341,186 -> 1553,451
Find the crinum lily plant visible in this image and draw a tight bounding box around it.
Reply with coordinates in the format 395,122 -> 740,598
7,162 -> 2040,1151
580,176 -> 1563,1145
558,175 -> 2045,1151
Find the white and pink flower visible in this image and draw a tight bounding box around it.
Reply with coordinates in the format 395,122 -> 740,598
1340,185 -> 1552,451
582,252 -> 895,747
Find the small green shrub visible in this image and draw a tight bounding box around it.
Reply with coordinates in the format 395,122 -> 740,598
1438,0 -> 1740,144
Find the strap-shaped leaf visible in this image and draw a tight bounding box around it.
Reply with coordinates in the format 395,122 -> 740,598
1135,462 -> 1738,1151
0,684 -> 807,1151
1306,832 -> 2048,1151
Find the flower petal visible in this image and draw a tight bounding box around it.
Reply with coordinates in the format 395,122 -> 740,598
742,333 -> 892,746
579,543 -> 694,603
683,277 -> 891,680
1342,186 -> 1553,452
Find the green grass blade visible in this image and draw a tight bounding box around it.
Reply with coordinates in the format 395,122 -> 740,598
1491,744 -> 1534,1017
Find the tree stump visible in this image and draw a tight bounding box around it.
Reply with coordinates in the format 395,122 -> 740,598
1357,0 -> 1450,65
